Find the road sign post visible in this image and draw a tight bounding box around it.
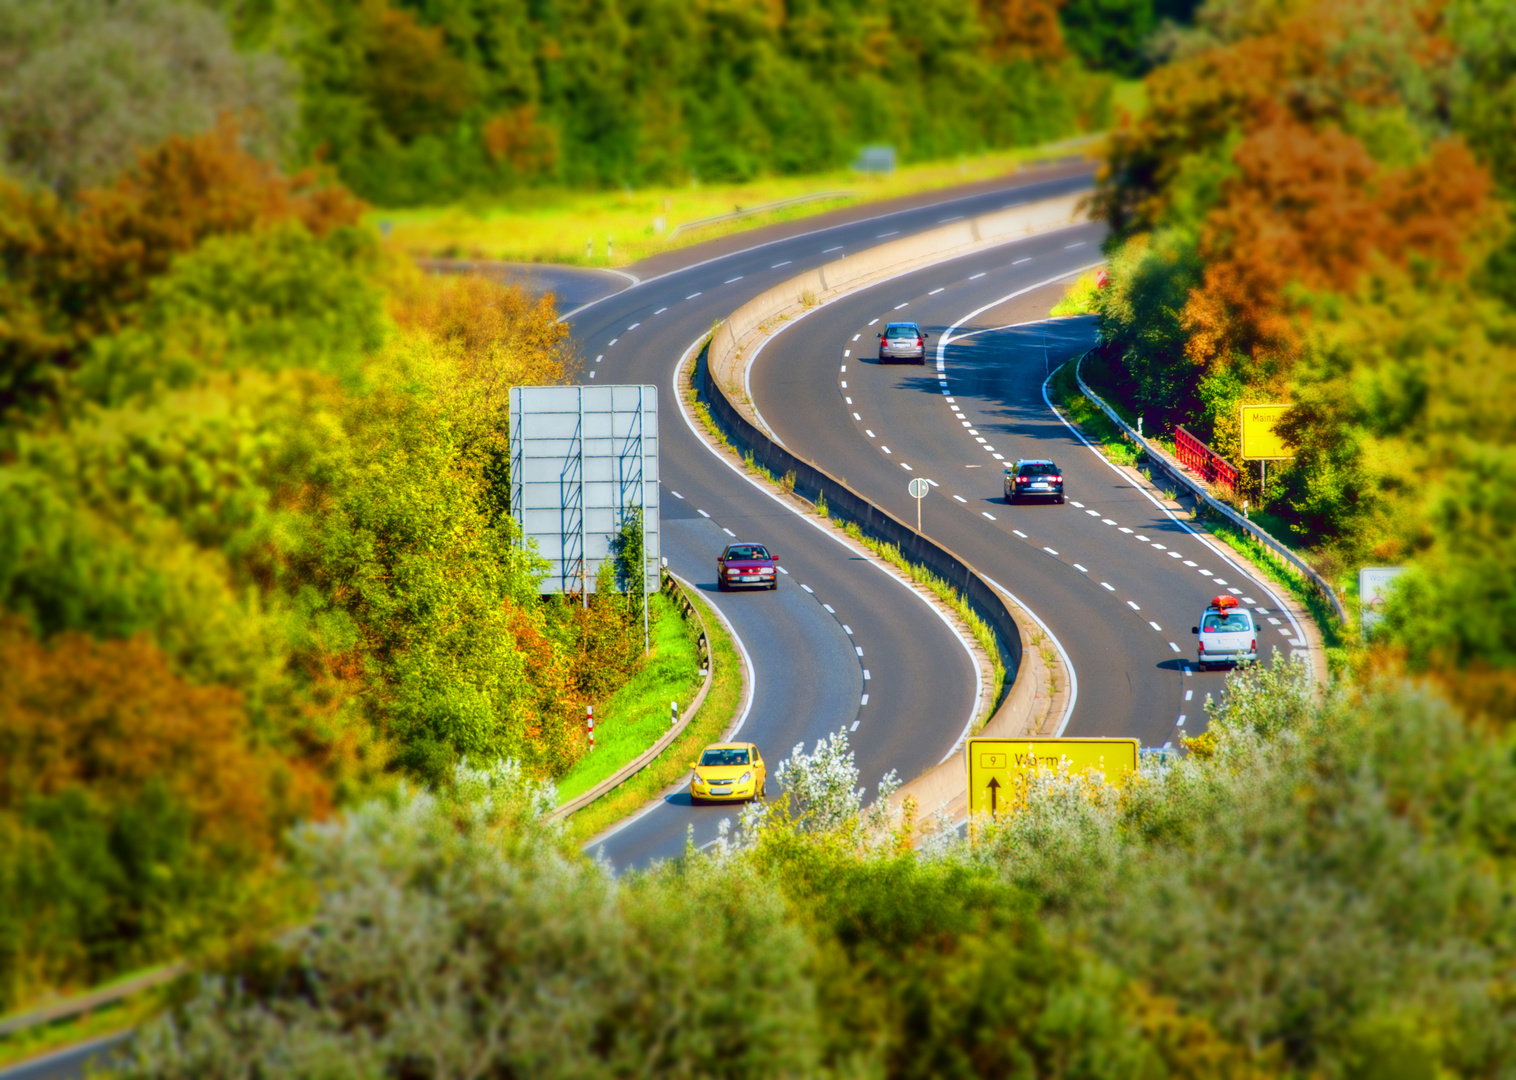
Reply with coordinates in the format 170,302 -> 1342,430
966,738 -> 1140,816
908,477 -> 929,532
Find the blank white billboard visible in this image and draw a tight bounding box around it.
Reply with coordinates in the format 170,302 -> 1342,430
510,384 -> 659,595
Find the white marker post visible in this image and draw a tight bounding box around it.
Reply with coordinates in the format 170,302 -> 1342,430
908,477 -> 930,533
670,699 -> 677,728
587,704 -> 594,751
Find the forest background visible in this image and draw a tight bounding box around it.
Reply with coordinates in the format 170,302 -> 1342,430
1,0 -> 1514,1075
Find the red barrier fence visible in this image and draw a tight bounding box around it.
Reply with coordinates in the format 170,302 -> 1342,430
1174,425 -> 1239,494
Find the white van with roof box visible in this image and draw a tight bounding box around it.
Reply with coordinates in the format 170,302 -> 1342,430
1191,595 -> 1257,670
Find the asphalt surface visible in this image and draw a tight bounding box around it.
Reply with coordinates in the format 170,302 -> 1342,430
567,164 -> 1102,871
747,223 -> 1311,747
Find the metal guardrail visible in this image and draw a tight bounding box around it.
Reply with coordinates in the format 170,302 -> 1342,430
1073,353 -> 1349,626
0,964 -> 183,1038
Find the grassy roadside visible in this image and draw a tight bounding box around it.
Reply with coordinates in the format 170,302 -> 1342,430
568,586 -> 745,842
0,969 -> 181,1069
377,139 -> 1102,267
555,593 -> 705,804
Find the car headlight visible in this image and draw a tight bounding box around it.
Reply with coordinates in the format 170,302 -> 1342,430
691,772 -> 703,786
739,771 -> 752,785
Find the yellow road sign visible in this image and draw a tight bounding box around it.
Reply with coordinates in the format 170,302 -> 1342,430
967,738 -> 1140,814
1240,404 -> 1293,460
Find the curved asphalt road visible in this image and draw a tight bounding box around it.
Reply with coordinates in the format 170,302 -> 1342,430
748,225 -> 1311,746
566,165 -> 1102,870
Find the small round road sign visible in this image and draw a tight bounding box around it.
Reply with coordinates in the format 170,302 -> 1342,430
907,478 -> 930,499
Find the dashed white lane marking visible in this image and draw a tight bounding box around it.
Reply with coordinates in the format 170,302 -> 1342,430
1127,600 -> 1141,610
1085,509 -> 1099,516
1013,529 -> 1028,538
1213,579 -> 1229,586
894,302 -> 909,310
854,646 -> 864,656
671,490 -> 684,499
1065,241 -> 1087,249
723,277 -> 742,284
901,463 -> 914,471
852,334 -> 861,342
863,669 -> 871,680
845,397 -> 853,405
983,512 -> 997,520
1185,689 -> 1193,701
969,272 -> 986,280
975,437 -> 986,444
595,354 -> 604,363
992,454 -> 1004,459
627,322 -> 640,330
824,245 -> 844,253
608,337 -> 618,346
1257,607 -> 1270,614
850,720 -> 860,732
880,445 -> 892,454
877,230 -> 900,238
1176,714 -> 1186,726
1101,582 -> 1115,591
1198,568 -> 1214,575
961,420 -> 973,427
698,509 -> 711,518
823,604 -> 835,613
1152,543 -> 1167,549
868,318 -> 879,325
1268,617 -> 1281,625
1074,563 -> 1088,572
800,583 -> 814,593
1242,596 -> 1257,604
686,292 -> 701,299
1102,518 -> 1116,525
853,412 -> 862,420
772,261 -> 791,268
1182,664 -> 1192,676
865,429 -> 876,437
1044,546 -> 1059,555
984,445 -> 996,452
939,215 -> 964,223
925,479 -> 939,487
842,623 -> 852,634
1136,535 -> 1150,541
1278,627 -> 1293,636
953,495 -> 967,503
777,566 -> 788,575
1149,621 -> 1163,632
968,429 -> 979,435
589,371 -> 597,378
929,287 -> 945,295
840,381 -> 848,388
654,307 -> 668,314
1071,501 -> 1085,508
722,527 -> 736,537
861,693 -> 869,705
1120,527 -> 1134,534
944,397 -> 955,403
1168,641 -> 1180,652
1184,560 -> 1196,566
1168,551 -> 1183,558
1227,587 -> 1242,594
1013,257 -> 1031,265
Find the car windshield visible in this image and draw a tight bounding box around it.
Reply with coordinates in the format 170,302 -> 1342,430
1203,613 -> 1252,632
1021,462 -> 1058,475
725,546 -> 769,561
885,325 -> 917,339
700,748 -> 749,767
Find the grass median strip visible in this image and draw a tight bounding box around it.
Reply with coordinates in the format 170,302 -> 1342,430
556,592 -> 705,805
568,587 -> 745,843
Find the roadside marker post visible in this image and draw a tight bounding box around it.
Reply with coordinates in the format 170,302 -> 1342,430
907,477 -> 930,532
671,699 -> 678,728
587,704 -> 594,751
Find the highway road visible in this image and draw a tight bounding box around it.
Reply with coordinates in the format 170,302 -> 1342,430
565,163 -> 1101,870
746,222 -> 1312,747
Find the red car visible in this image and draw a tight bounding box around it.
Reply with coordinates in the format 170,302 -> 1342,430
717,543 -> 779,591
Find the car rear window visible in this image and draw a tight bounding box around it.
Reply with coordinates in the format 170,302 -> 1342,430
1202,613 -> 1252,632
726,546 -> 768,560
885,325 -> 918,339
1020,462 -> 1059,475
700,748 -> 749,766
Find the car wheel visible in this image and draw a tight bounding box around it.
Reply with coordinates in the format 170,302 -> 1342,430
717,576 -> 728,592
1056,494 -> 1065,504
768,580 -> 778,591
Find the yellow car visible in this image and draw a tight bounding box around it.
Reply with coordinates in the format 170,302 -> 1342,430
689,742 -> 767,804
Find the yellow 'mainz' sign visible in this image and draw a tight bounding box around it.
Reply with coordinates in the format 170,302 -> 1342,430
966,738 -> 1140,814
1240,404 -> 1294,460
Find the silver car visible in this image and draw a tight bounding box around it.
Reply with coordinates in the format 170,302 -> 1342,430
1191,602 -> 1257,669
877,322 -> 927,363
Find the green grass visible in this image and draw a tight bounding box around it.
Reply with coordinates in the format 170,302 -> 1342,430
0,968 -> 181,1068
568,586 -> 746,842
556,593 -> 706,804
1049,272 -> 1102,317
1110,78 -> 1148,122
1048,357 -> 1142,466
375,139 -> 1104,268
